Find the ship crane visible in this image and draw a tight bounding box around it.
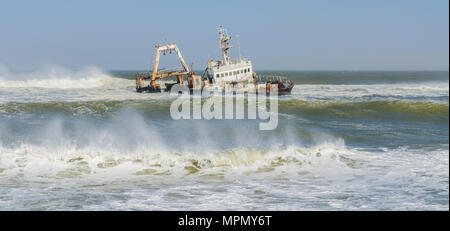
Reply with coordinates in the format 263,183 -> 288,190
135,43 -> 200,93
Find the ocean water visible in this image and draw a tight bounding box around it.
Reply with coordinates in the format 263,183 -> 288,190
0,67 -> 448,210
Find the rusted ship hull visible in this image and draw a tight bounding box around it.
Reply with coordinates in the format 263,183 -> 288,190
135,27 -> 295,95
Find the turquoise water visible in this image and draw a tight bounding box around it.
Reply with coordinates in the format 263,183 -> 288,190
0,68 -> 448,210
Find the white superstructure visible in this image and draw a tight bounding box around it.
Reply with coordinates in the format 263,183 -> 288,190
204,26 -> 255,87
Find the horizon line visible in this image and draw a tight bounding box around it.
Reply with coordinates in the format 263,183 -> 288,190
108,69 -> 450,72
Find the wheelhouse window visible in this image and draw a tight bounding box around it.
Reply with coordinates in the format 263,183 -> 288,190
216,74 -> 219,78
244,69 -> 247,73
221,73 -> 224,77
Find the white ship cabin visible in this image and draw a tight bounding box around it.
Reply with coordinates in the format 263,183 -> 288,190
205,60 -> 253,85
204,27 -> 254,85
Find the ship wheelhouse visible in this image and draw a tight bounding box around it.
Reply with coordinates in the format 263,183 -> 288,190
206,60 -> 254,85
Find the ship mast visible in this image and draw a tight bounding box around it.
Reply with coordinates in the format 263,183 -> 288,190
237,34 -> 242,61
217,26 -> 231,65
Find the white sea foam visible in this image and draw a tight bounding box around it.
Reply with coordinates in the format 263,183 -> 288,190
0,67 -> 448,210
289,83 -> 449,102
0,139 -> 447,210
0,111 -> 448,210
0,64 -> 448,104
0,65 -> 117,89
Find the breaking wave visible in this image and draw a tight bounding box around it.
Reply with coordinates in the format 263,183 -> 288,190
0,128 -> 447,207
0,107 -> 447,180
0,74 -> 447,209
0,142 -> 356,179
0,65 -> 117,89
0,108 -> 352,179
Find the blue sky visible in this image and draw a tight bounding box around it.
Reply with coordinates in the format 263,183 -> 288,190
0,0 -> 448,71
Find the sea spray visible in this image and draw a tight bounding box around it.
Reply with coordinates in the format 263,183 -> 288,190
0,65 -> 116,89
0,69 -> 447,210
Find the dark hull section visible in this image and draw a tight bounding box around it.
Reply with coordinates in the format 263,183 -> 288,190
277,82 -> 294,95
136,83 -> 294,95
136,86 -> 161,93
278,87 -> 293,95
136,79 -> 294,95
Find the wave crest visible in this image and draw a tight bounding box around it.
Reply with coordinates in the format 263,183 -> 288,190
0,65 -> 116,89
0,141 -> 355,179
